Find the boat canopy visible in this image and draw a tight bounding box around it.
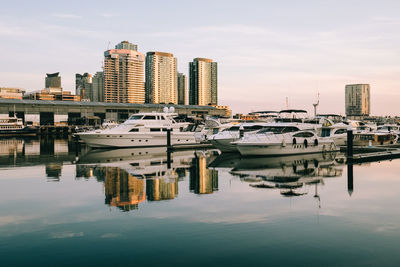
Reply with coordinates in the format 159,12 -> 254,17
279,109 -> 307,114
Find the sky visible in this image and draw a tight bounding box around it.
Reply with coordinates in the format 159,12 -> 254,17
1,0 -> 400,115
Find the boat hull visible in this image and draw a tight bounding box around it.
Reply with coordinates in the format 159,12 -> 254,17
77,132 -> 198,148
0,127 -> 37,137
210,138 -> 238,152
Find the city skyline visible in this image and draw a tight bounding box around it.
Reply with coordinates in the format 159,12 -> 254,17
1,1 -> 400,114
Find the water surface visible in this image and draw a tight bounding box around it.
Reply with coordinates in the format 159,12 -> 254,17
0,137 -> 399,266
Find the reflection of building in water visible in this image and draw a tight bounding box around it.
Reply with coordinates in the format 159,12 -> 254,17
46,163 -> 62,181
76,165 -> 95,179
176,168 -> 187,181
76,165 -> 106,182
54,139 -> 69,155
146,176 -> 178,201
104,167 -> 145,211
0,139 -> 24,156
24,139 -> 40,156
190,155 -> 218,194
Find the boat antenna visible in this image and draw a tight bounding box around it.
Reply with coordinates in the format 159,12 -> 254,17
285,97 -> 289,109
312,93 -> 320,117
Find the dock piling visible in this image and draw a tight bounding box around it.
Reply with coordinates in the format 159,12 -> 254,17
347,127 -> 353,161
166,128 -> 172,169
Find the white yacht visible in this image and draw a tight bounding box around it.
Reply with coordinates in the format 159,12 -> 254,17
209,122 -> 271,152
233,123 -> 338,156
194,117 -> 238,142
318,121 -> 348,146
376,124 -> 400,141
101,120 -> 119,129
77,112 -> 199,148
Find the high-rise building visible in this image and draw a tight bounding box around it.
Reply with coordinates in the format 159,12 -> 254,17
115,40 -> 137,51
345,84 -> 370,116
177,73 -> 187,105
45,72 -> 62,89
104,41 -> 145,103
75,73 -> 92,100
189,58 -> 217,106
92,71 -> 104,102
145,52 -> 177,104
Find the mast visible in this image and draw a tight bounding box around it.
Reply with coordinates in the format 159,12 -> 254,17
312,93 -> 320,117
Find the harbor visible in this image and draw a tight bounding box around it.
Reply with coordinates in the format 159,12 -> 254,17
2,135 -> 400,266
3,1 -> 400,266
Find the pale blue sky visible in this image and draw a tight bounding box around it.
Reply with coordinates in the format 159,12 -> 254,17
1,0 -> 400,114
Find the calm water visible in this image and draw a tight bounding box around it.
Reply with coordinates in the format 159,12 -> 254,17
1,137 -> 400,266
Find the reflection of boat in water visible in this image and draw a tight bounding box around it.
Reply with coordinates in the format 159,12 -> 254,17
230,152 -> 340,179
207,152 -> 241,170
78,147 -> 197,179
210,152 -> 344,197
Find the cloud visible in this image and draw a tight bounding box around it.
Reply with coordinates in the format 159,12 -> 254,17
98,13 -> 119,18
371,16 -> 400,25
52,13 -> 82,19
0,23 -> 36,37
100,233 -> 121,238
50,232 -> 84,239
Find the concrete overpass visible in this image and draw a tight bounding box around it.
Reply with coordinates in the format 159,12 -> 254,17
0,99 -> 229,125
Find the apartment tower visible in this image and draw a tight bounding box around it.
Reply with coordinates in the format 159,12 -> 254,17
92,71 -> 104,102
145,52 -> 177,104
177,73 -> 187,105
104,41 -> 145,103
75,73 -> 92,100
345,84 -> 370,117
189,58 -> 217,106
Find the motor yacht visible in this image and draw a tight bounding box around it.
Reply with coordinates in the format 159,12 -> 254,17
318,121 -> 348,146
77,112 -> 199,148
376,124 -> 400,141
209,122 -> 271,152
194,117 -> 238,142
101,120 -> 119,129
233,123 -> 338,156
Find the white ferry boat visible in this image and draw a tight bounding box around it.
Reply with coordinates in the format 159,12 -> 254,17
233,123 -> 338,156
77,112 -> 199,148
0,116 -> 37,136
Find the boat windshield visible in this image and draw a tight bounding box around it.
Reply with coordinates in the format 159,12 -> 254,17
128,115 -> 143,120
223,125 -> 266,132
257,126 -> 300,134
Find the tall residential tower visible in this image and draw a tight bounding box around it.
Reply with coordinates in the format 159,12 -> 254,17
75,73 -> 92,100
177,73 -> 187,105
104,41 -> 145,103
145,52 -> 177,104
92,71 -> 104,102
345,84 -> 370,117
189,58 -> 217,106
